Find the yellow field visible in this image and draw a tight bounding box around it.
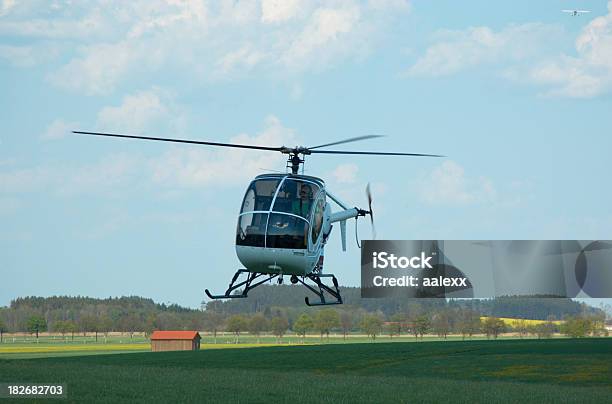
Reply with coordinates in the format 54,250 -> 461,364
480,317 -> 564,327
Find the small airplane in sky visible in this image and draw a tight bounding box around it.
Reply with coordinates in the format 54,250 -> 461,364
562,9 -> 591,16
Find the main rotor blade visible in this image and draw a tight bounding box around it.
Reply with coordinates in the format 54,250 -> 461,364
308,135 -> 384,150
310,150 -> 444,157
73,131 -> 283,152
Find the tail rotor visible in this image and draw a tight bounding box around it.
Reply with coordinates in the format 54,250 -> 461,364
366,183 -> 376,239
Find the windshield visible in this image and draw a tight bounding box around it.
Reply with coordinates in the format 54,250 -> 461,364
266,213 -> 309,249
272,179 -> 319,219
236,213 -> 267,247
240,179 -> 280,213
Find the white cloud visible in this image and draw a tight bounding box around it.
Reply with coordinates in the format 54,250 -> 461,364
407,2 -> 612,98
331,163 -> 359,184
417,161 -> 496,205
0,12 -> 111,40
281,6 -> 362,69
0,1 -> 412,94
0,154 -> 142,197
526,1 -> 612,97
407,23 -> 561,77
261,0 -> 304,23
48,41 -> 136,95
97,88 -> 184,134
215,44 -> 266,76
0,166 -> 54,194
0,0 -> 16,17
0,44 -> 59,67
368,0 -> 410,12
42,119 -> 79,140
150,115 -> 297,187
0,111 -> 297,198
57,153 -> 142,197
1,115 -> 297,196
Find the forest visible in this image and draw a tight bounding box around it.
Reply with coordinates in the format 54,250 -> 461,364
0,287 -> 607,340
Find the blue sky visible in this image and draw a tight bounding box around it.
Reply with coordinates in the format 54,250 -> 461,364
1,0 -> 611,309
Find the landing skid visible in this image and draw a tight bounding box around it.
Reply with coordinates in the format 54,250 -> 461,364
205,269 -> 343,306
297,274 -> 343,306
205,269 -> 277,300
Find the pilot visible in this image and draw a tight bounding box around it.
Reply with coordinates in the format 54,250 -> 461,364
292,184 -> 312,218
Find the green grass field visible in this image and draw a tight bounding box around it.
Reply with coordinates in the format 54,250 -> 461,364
0,333 -> 566,359
0,338 -> 610,403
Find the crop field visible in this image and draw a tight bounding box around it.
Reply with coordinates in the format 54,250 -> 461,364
480,316 -> 564,327
0,338 -> 610,403
0,333 -> 557,359
0,333 -> 590,359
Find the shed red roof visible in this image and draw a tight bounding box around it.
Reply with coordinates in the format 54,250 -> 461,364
150,331 -> 201,340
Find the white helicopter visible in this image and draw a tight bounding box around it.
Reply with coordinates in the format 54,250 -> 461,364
74,130 -> 442,306
562,9 -> 591,16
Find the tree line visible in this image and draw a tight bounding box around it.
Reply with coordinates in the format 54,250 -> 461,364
0,296 -> 202,342
204,285 -> 600,320
0,294 -> 608,343
212,307 -> 608,343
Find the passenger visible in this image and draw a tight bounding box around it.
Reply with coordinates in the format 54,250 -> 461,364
292,185 -> 312,218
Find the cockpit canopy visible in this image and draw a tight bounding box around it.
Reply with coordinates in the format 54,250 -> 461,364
236,175 -> 325,250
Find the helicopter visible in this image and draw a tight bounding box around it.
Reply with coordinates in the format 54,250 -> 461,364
74,130 -> 443,306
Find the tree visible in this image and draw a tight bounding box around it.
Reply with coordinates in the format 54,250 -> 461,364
143,314 -> 158,337
533,322 -> 554,339
313,309 -> 339,341
588,313 -> 607,337
54,320 -> 68,340
226,315 -> 248,343
361,314 -> 383,341
514,319 -> 529,339
270,316 -> 289,343
119,312 -> 142,339
431,309 -> 451,339
65,320 -> 77,341
483,317 -> 505,339
203,311 -> 224,344
79,315 -> 99,342
98,315 -> 113,343
27,315 -> 47,341
387,313 -> 405,338
248,313 -> 268,344
0,317 -> 7,343
407,309 -> 431,341
293,314 -> 313,343
457,309 -> 481,340
414,315 -> 430,340
561,315 -> 592,338
339,311 -> 353,340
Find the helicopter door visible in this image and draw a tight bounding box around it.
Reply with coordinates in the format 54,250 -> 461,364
310,193 -> 325,250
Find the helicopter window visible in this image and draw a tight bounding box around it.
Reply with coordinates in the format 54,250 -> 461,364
240,179 -> 280,213
272,180 -> 319,219
236,213 -> 268,247
266,213 -> 309,249
311,196 -> 325,244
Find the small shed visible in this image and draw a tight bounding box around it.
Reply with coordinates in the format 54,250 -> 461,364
150,331 -> 201,352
